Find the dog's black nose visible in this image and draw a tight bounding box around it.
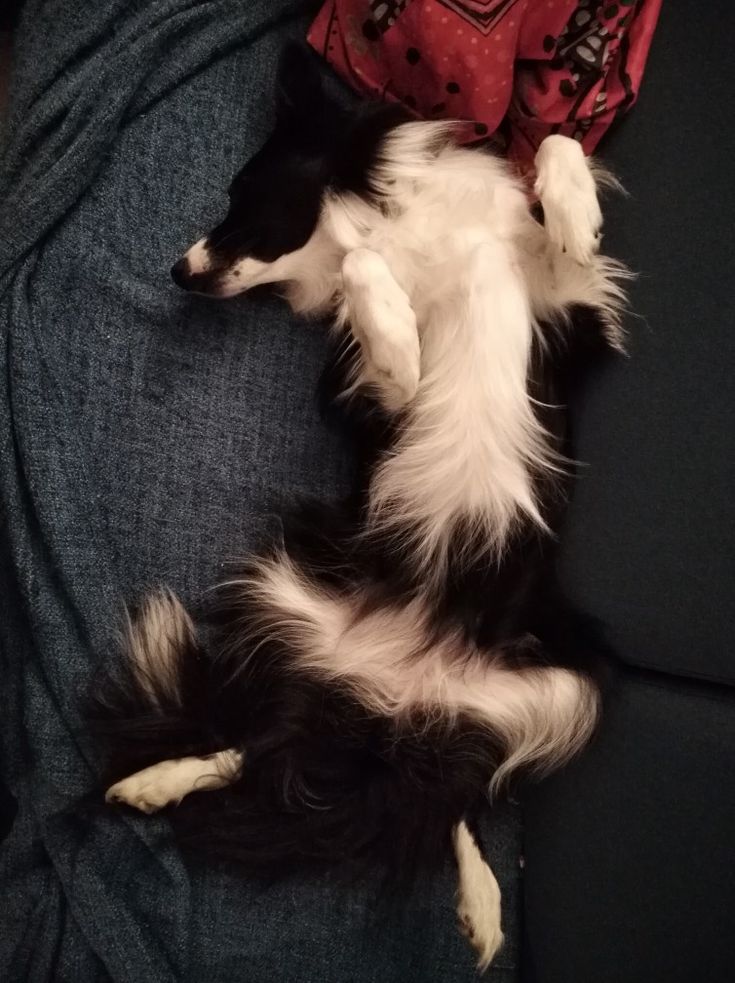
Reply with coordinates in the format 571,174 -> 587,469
171,257 -> 191,289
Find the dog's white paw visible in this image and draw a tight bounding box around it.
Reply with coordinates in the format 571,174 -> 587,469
534,135 -> 602,266
342,248 -> 420,411
105,752 -> 242,814
359,302 -> 420,411
106,762 -> 183,814
454,821 -> 504,972
456,869 -> 505,972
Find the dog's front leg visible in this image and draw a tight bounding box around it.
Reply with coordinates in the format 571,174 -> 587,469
341,248 -> 420,413
534,135 -> 603,266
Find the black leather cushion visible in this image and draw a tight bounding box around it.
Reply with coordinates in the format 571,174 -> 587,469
558,0 -> 735,685
523,670 -> 735,983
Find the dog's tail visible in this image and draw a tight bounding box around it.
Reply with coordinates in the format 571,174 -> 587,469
89,591 -> 223,778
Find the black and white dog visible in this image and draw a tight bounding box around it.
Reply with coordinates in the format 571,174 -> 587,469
97,44 -> 629,969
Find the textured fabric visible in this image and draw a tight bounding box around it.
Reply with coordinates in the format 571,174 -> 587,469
308,0 -> 662,163
0,1 -> 521,981
523,670 -> 735,983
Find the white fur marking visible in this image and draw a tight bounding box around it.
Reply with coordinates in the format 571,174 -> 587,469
454,821 -> 504,971
105,750 -> 243,813
185,238 -> 212,274
125,591 -> 195,709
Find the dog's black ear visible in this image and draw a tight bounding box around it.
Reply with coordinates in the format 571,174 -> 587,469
275,41 -> 324,119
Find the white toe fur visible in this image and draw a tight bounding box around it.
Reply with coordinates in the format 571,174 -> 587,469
105,750 -> 243,814
453,820 -> 505,972
534,135 -> 603,266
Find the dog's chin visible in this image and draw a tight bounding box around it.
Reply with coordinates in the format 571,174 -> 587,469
182,285 -> 237,300
173,273 -> 249,300
212,278 -> 251,299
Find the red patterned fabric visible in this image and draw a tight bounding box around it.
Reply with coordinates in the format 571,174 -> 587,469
308,1 -> 662,166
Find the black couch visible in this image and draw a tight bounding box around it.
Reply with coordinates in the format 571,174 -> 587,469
523,5 -> 735,980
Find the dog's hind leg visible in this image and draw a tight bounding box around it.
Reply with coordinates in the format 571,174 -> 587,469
105,749 -> 243,814
453,819 -> 505,972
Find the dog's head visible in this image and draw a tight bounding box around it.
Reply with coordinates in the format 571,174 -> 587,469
171,43 -> 409,300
